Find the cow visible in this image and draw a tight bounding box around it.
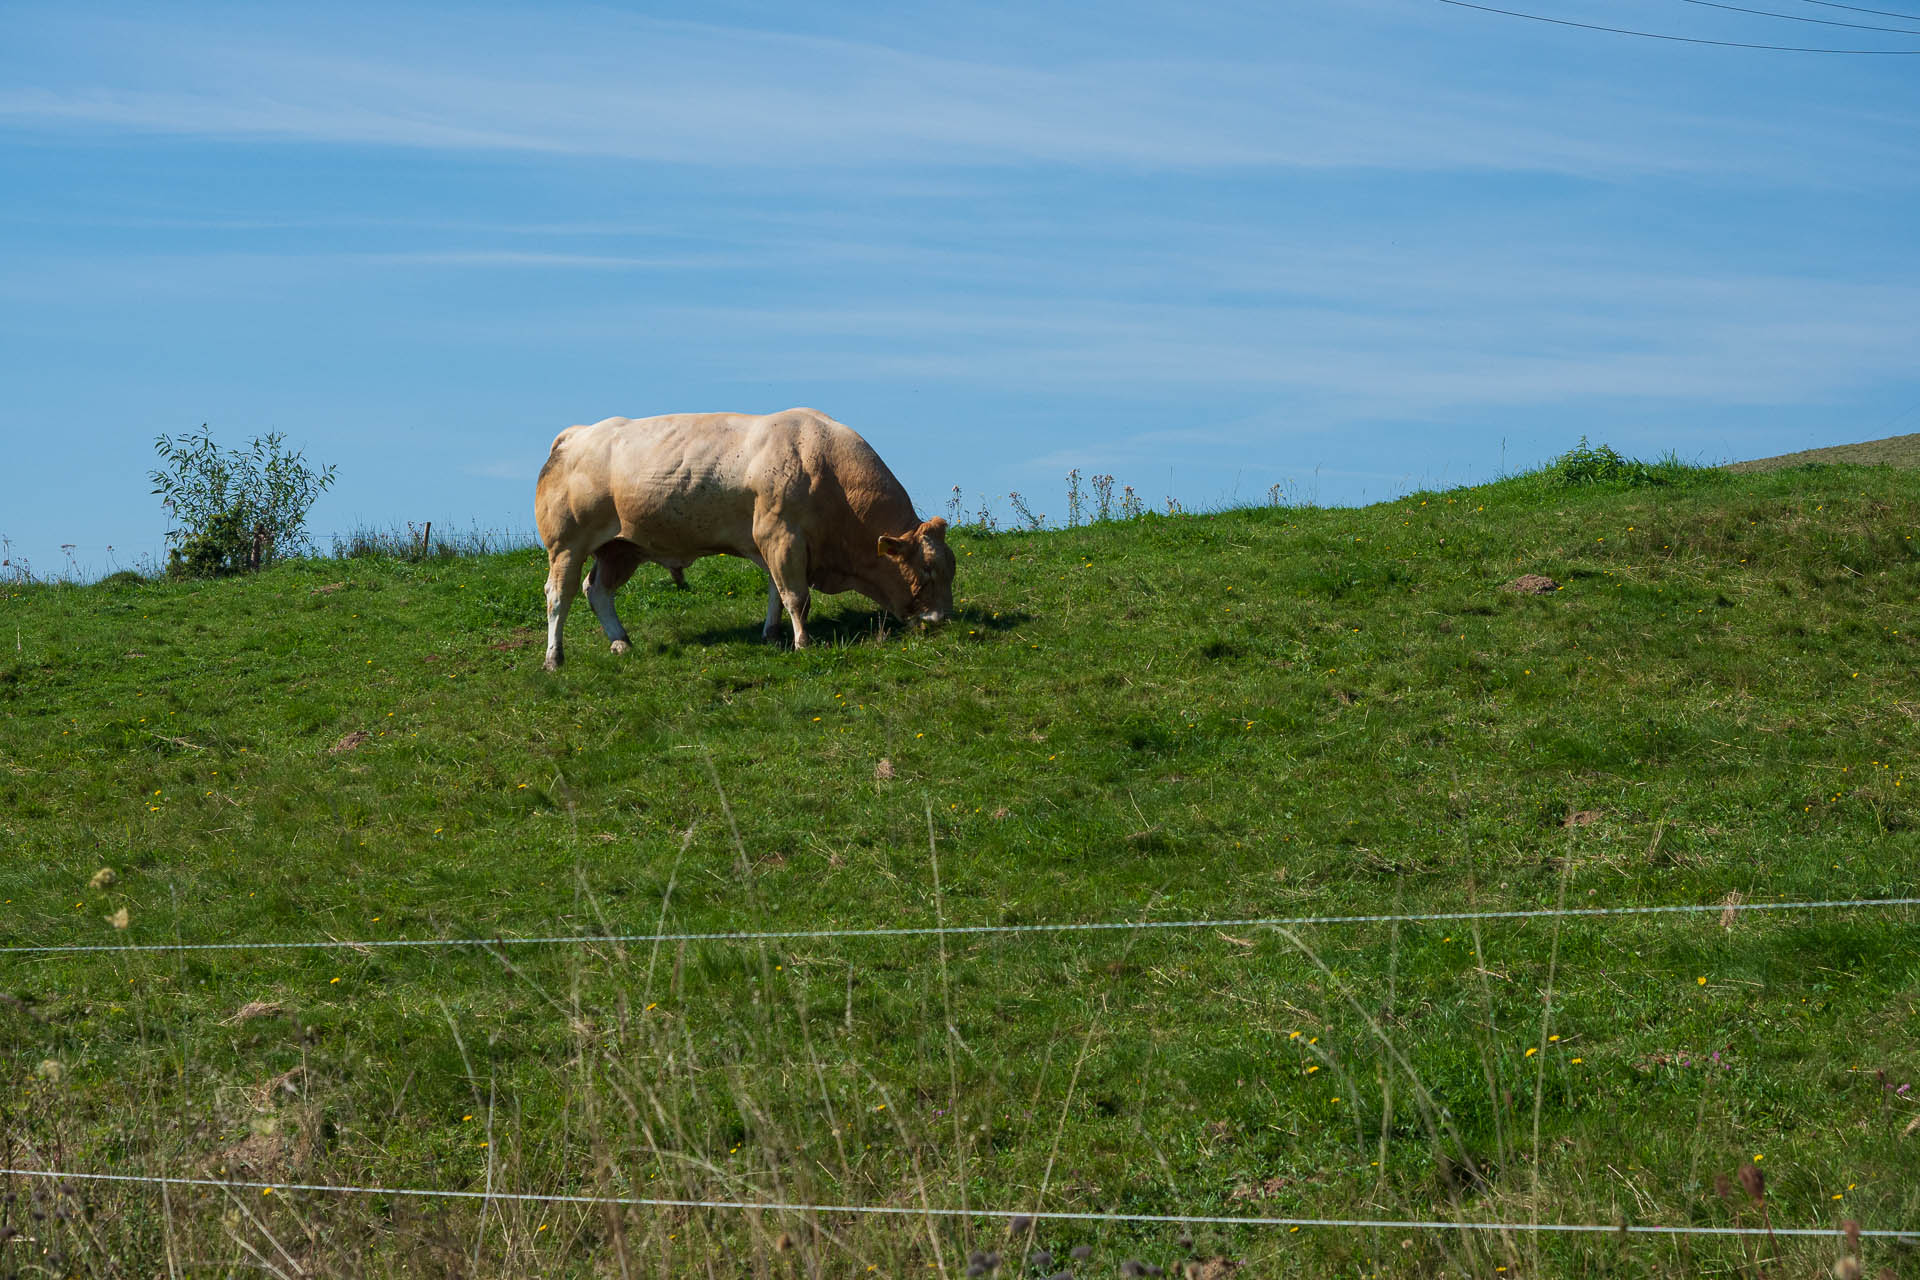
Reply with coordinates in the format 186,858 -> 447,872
533,408 -> 955,669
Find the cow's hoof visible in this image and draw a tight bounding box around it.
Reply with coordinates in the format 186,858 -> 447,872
543,655 -> 562,672
610,639 -> 631,655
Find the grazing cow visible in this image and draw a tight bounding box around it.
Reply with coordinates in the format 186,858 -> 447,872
533,408 -> 955,669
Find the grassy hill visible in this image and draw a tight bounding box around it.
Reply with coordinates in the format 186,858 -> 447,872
1724,432 -> 1920,473
2,458 -> 1917,1277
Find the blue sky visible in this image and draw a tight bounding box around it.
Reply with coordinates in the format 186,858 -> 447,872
4,0 -> 1918,577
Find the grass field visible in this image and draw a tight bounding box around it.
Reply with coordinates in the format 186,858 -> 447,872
2,454 -> 1918,1278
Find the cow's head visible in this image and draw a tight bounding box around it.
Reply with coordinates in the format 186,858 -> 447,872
877,516 -> 955,627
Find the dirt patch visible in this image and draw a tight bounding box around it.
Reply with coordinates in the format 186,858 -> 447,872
1228,1176 -> 1292,1202
328,730 -> 371,754
310,581 -> 346,595
1562,809 -> 1602,828
1504,574 -> 1559,595
1183,1261 -> 1242,1279
874,758 -> 895,781
490,628 -> 540,651
204,1068 -> 314,1180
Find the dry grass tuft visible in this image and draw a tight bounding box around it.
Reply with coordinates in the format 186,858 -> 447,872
222,1000 -> 286,1025
1720,889 -> 1745,929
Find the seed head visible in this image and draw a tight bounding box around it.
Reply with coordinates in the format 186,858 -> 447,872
1071,1245 -> 1093,1260
89,867 -> 116,891
1738,1163 -> 1765,1205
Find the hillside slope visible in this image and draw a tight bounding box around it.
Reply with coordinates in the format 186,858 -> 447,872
1725,431 -> 1920,473
2,463 -> 1917,1277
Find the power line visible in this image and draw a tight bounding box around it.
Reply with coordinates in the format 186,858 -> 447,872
1,895 -> 1914,957
1673,0 -> 1920,33
4,1168 -> 1914,1240
1793,0 -> 1920,23
1435,0 -> 1920,49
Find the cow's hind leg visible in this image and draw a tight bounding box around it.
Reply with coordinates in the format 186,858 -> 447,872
543,546 -> 586,671
586,539 -> 642,655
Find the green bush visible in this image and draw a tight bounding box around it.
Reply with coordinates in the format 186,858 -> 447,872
1548,436 -> 1708,489
164,504 -> 258,579
150,428 -> 336,578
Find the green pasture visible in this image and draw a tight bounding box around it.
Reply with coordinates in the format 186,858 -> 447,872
1,457 -> 1916,1277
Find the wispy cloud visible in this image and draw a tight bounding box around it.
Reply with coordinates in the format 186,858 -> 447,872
4,7 -> 1914,180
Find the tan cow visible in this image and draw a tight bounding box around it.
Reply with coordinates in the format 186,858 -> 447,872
533,408 -> 955,669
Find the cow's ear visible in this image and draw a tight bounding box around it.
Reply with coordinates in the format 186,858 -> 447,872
877,534 -> 910,560
923,516 -> 948,540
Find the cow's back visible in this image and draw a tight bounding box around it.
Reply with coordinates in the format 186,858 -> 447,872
535,409 -> 913,564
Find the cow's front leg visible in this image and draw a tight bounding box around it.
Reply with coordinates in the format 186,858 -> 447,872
543,547 -> 585,671
764,540 -> 813,649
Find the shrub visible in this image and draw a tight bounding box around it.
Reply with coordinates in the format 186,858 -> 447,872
150,428 -> 336,578
1549,437 -> 1706,489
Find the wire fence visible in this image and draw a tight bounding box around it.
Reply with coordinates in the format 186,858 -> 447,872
6,894 -> 1916,1252
2,1168 -> 1911,1241
4,894 -> 1916,957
